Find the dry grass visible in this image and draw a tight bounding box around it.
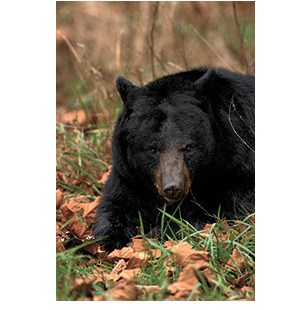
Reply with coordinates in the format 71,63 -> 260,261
56,1 -> 254,126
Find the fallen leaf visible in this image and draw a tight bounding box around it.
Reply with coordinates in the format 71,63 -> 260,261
225,247 -> 245,272
186,251 -> 210,269
136,285 -> 160,296
59,196 -> 100,240
107,280 -> 139,300
100,166 -> 112,184
126,256 -> 144,269
163,240 -> 176,248
233,272 -> 252,287
88,268 -> 106,284
131,235 -> 145,251
82,196 -> 101,222
132,251 -> 149,260
203,223 -> 212,230
170,242 -> 194,267
112,259 -> 127,275
56,190 -> 64,209
170,242 -> 210,268
168,265 -> 199,296
84,243 -> 107,259
239,286 -> 254,295
119,268 -> 141,281
92,295 -> 105,301
56,171 -> 68,183
56,235 -> 65,253
56,108 -> 86,125
150,248 -> 162,258
202,267 -> 217,285
107,247 -> 134,260
72,175 -> 87,186
69,277 -> 94,297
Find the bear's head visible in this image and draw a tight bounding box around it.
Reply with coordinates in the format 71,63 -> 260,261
112,69 -> 221,202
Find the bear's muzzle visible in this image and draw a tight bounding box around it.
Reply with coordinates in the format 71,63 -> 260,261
155,151 -> 191,202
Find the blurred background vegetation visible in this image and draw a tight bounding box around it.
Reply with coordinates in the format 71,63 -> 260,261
56,1 -> 254,197
56,1 -> 254,125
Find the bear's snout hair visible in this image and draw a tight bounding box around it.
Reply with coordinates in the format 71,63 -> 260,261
155,150 -> 191,202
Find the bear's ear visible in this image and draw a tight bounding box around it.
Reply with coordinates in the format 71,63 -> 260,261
194,68 -> 217,90
115,76 -> 139,103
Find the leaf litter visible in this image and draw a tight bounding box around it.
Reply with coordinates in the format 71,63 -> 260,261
56,190 -> 255,300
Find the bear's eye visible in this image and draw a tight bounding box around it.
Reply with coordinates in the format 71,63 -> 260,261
185,145 -> 194,152
149,147 -> 158,154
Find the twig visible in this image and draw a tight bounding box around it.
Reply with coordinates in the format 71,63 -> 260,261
167,61 -> 183,71
228,96 -> 255,153
170,20 -> 189,70
232,2 -> 249,73
115,29 -> 124,73
59,31 -> 82,64
149,2 -> 159,79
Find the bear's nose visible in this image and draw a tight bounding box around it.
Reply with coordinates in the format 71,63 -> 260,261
164,185 -> 183,200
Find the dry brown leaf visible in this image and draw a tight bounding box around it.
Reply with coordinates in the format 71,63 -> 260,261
119,268 -> 141,281
132,251 -> 149,260
107,247 -> 134,260
170,242 -> 210,269
56,171 -> 68,183
131,235 -> 150,251
168,264 -> 199,293
60,211 -> 92,240
169,289 -> 200,301
84,243 -> 107,259
249,215 -> 255,224
88,268 -> 106,284
202,267 -> 217,285
225,247 -> 245,272
112,259 -> 127,275
165,265 -> 176,278
60,213 -> 91,240
239,286 -> 254,295
72,175 -> 87,186
186,251 -> 210,269
59,196 -> 100,240
100,166 -> 112,184
131,235 -> 146,251
56,190 -> 64,208
170,242 -> 194,267
56,211 -> 64,223
108,280 -> 139,300
60,196 -> 91,214
56,108 -> 87,125
104,264 -> 140,283
82,196 -> 101,222
104,259 -> 127,282
103,138 -> 112,157
126,256 -> 144,269
233,272 -> 252,287
163,240 -> 176,248
56,235 -> 65,253
69,277 -> 94,296
150,248 -> 162,258
136,285 -> 160,296
92,295 -> 105,301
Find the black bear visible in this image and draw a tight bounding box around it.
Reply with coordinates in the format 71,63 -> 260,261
93,67 -> 255,252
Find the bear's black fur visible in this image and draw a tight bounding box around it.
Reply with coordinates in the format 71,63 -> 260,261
93,67 -> 255,252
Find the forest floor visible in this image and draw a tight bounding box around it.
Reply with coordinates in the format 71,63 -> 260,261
56,110 -> 255,301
